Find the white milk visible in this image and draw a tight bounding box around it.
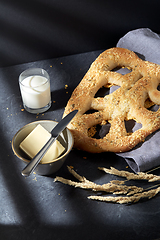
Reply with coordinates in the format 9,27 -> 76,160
20,75 -> 51,109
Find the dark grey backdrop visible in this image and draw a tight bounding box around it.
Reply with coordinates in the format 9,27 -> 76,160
1,0 -> 160,67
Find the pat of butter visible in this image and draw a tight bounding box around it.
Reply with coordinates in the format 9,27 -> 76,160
20,124 -> 65,164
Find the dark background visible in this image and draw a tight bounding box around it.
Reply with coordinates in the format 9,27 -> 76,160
1,1 -> 160,239
1,0 -> 160,67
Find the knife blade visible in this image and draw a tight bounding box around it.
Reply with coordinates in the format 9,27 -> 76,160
21,110 -> 78,177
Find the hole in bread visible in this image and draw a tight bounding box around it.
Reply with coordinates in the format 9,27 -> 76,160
95,84 -> 121,98
147,104 -> 159,112
112,66 -> 132,75
95,86 -> 110,98
85,109 -> 99,115
88,122 -> 111,139
144,98 -> 155,110
124,119 -> 142,133
109,85 -> 120,94
144,96 -> 159,112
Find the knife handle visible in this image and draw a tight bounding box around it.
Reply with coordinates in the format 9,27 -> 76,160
21,136 -> 56,177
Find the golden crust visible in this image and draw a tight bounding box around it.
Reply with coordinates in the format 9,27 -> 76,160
63,47 -> 160,153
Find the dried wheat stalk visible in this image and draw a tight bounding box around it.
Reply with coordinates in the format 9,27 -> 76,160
99,167 -> 160,182
88,186 -> 160,204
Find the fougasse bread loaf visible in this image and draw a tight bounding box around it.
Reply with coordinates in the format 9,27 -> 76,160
63,47 -> 160,153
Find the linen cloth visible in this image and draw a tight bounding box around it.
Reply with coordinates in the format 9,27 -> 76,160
114,28 -> 160,172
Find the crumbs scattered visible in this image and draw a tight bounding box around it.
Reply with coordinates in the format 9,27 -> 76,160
50,65 -> 52,67
32,172 -> 37,181
21,109 -> 24,112
53,101 -> 56,103
65,85 -> 68,94
33,177 -> 37,181
69,165 -> 74,169
83,157 -> 87,159
61,62 -> 63,65
126,166 -> 129,168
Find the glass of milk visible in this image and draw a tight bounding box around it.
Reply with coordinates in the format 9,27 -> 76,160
19,68 -> 51,114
